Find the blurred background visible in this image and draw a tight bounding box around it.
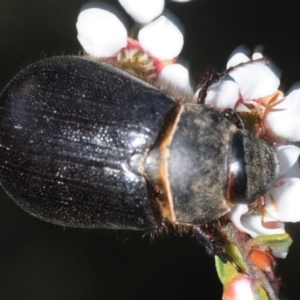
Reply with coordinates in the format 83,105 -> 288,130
1,0 -> 300,299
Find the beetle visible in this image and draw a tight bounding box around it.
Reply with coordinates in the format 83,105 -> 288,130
0,56 -> 279,257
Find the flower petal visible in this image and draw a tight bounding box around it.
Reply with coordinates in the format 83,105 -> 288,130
276,145 -> 300,176
266,84 -> 300,141
252,52 -> 263,60
223,276 -> 255,300
241,213 -> 285,238
138,16 -> 184,60
230,204 -> 285,238
284,160 -> 300,178
235,103 -> 251,112
266,178 -> 300,222
158,64 -> 193,97
227,52 -> 250,69
274,250 -> 288,259
230,204 -> 258,237
228,61 -> 280,100
119,0 -> 165,23
226,49 -> 281,101
198,79 -> 240,110
77,8 -> 127,58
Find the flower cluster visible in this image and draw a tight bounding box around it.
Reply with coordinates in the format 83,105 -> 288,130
76,0 -> 193,97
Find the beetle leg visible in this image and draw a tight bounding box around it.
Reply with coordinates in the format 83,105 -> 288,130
198,57 -> 267,105
193,226 -> 228,261
193,226 -> 250,278
198,73 -> 221,104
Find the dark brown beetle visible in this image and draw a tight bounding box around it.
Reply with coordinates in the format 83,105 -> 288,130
0,56 -> 278,248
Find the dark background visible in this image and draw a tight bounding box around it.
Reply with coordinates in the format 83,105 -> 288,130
1,0 -> 300,299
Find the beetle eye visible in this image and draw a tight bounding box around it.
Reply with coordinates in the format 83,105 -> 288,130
227,131 -> 248,204
227,130 -> 279,205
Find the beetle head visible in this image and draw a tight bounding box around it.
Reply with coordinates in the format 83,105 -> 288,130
228,130 -> 279,204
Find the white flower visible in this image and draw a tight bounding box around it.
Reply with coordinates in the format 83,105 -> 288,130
76,8 -> 127,58
276,145 -> 300,176
230,204 -> 285,238
119,0 -> 165,24
266,178 -> 300,223
266,84 -> 300,142
226,52 -> 250,68
158,63 -> 193,97
198,49 -> 280,111
252,52 -> 264,60
263,145 -> 300,223
227,53 -> 280,101
138,16 -> 184,60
